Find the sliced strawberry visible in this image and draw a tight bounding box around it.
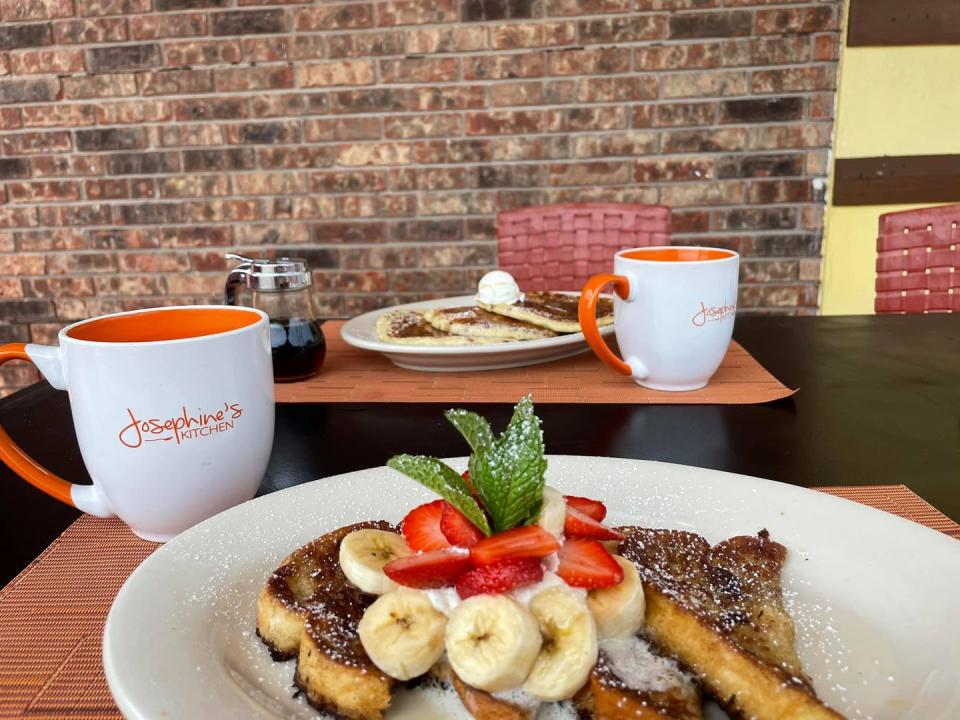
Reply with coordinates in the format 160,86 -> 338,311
401,500 -> 450,553
383,549 -> 473,589
564,495 -> 607,521
440,502 -> 485,548
556,538 -> 624,589
456,557 -> 544,599
470,525 -> 561,566
564,506 -> 624,542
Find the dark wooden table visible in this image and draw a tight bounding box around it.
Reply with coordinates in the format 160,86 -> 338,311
2,315 -> 958,586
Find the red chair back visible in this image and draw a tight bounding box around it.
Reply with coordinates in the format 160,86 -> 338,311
876,205 -> 960,314
497,203 -> 670,291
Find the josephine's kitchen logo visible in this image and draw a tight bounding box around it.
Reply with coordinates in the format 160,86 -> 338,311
691,300 -> 736,327
119,402 -> 243,449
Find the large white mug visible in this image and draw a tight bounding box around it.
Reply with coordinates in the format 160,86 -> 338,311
579,246 -> 739,391
0,305 -> 275,541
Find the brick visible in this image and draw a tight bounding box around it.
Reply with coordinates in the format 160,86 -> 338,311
420,243 -> 495,268
267,196 -> 337,220
106,151 -> 180,175
39,204 -> 111,225
1,0 -> 71,21
9,47 -> 84,74
114,203 -> 186,225
653,101 -> 716,127
140,69 -> 213,96
89,228 -> 161,248
380,57 -> 457,84
391,270 -> 465,292
77,0 -> 150,15
62,73 -> 136,99
174,97 -> 246,122
747,179 -> 812,204
159,174 -> 231,198
0,282 -> 25,300
748,124 -> 831,150
165,39 -> 242,66
336,143 -> 410,166
21,104 -> 95,127
31,154 -> 103,176
0,22 -> 52,49
313,169 -> 386,193
0,78 -> 58,104
660,180 -> 744,206
340,194 -> 415,218
96,99 -> 170,124
250,93 -> 326,118
547,106 -> 626,132
0,108 -> 22,129
1,131 -> 71,155
474,164 -> 543,188
491,80 -> 574,107
53,18 -> 127,44
720,96 -> 803,124
333,116 -> 381,140
546,47 -> 630,76
326,30 -> 407,58
293,3 -> 373,31
752,66 -> 836,94
75,127 -> 146,151
87,43 -> 160,72
159,124 -> 224,147
85,178 -> 131,199
545,0 -> 627,15
579,15 -> 666,42
635,42 -> 721,70
413,139 -> 491,164
465,52 -> 543,81
662,70 -> 749,98
577,76 -> 658,103
117,252 -> 189,272
814,34 -> 839,62
492,135 -> 568,161
716,153 -> 803,179
242,37 -> 287,63
94,275 -> 167,296
297,60 -> 375,87
662,128 -> 747,153
156,0 -> 228,10
571,131 -> 656,158
211,9 -> 287,35
635,157 -> 713,182
0,207 -> 39,227
415,85 -> 487,112
259,146 -> 334,169
670,10 -> 753,38
418,191 -> 493,215
214,65 -> 293,92
755,7 -> 837,35
466,110 -> 543,135
225,121 -> 301,145
158,226 -> 232,247
47,252 -> 115,273
0,158 -> 30,178
313,271 -> 389,293
131,12 -> 205,39
23,277 -> 95,297
461,0 -> 535,21
329,88 -> 411,114
183,148 -> 255,171
0,253 -> 45,273
407,26 -> 486,53
739,260 -> 799,284
341,246 -> 416,269
384,114 -> 461,139
722,37 -> 810,67
234,171 -> 307,195
184,199 -> 260,222
712,207 -> 796,231
549,161 -> 631,186
6,180 -> 79,203
377,0 -> 458,27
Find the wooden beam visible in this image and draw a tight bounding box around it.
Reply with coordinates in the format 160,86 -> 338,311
848,0 -> 960,47
833,155 -> 960,206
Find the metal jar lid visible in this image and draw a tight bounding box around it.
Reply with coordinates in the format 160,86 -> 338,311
225,253 -> 312,292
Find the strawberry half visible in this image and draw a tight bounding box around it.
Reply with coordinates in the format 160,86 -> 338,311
456,557 -> 544,599
470,525 -> 560,566
401,500 -> 450,553
383,549 -> 473,589
556,538 -> 624,589
564,495 -> 607,521
440,502 -> 485,548
564,506 -> 624,542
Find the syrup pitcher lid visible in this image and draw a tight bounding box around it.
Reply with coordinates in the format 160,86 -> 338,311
225,253 -> 311,292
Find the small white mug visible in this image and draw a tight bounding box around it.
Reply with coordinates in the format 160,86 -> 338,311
579,246 -> 739,391
0,305 -> 275,541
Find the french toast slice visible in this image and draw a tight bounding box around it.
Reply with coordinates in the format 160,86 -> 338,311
257,521 -> 396,719
618,528 -> 845,720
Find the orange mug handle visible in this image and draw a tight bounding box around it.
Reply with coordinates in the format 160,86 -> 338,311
579,274 -> 633,376
0,343 -> 75,507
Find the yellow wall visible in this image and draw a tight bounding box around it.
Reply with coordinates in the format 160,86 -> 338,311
821,41 -> 960,314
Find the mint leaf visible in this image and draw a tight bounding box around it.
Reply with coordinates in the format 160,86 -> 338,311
387,454 -> 491,536
444,409 -> 495,453
466,396 -> 547,533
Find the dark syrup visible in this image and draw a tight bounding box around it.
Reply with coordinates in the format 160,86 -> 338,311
269,317 -> 326,382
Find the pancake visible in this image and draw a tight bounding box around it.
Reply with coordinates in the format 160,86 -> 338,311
424,306 -> 555,341
375,310 -> 506,346
479,291 -> 614,333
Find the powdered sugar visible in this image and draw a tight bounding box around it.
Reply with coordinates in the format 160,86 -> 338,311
599,636 -> 691,693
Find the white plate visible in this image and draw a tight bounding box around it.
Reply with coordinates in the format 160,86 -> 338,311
103,457 -> 960,720
339,295 -> 615,371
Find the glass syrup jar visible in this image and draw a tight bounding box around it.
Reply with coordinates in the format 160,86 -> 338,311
224,254 -> 326,383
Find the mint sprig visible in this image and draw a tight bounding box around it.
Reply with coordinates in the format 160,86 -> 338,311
386,454 -> 491,536
444,409 -> 495,453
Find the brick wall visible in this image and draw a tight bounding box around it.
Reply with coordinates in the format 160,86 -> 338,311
0,0 -> 842,395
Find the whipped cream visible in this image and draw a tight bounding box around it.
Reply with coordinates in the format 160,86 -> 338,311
476,270 -> 523,306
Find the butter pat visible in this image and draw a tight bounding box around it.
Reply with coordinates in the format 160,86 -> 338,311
477,270 -> 523,306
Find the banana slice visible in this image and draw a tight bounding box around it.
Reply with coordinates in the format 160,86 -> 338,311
523,587 -> 598,701
445,595 -> 542,693
587,555 -> 645,640
358,588 -> 446,681
537,486 -> 566,539
339,529 -> 411,595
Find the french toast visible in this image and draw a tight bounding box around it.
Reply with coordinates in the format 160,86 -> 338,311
424,306 -> 555,341
479,291 -> 614,333
618,528 -> 844,720
376,309 -> 506,345
257,521 -> 397,719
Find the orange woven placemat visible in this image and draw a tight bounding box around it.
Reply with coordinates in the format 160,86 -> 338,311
275,322 -> 794,404
1,484 -> 956,719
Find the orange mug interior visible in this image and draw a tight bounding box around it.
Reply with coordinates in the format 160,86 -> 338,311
66,307 -> 262,343
620,247 -> 734,262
